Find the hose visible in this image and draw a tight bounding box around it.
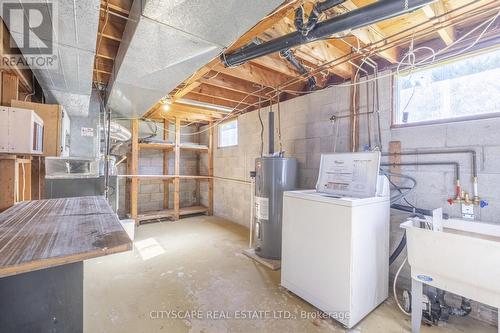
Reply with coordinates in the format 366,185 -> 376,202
393,256 -> 410,316
390,232 -> 406,266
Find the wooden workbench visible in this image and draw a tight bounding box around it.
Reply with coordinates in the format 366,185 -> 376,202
0,196 -> 132,332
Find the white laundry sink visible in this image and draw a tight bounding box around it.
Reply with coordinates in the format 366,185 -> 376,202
401,217 -> 500,333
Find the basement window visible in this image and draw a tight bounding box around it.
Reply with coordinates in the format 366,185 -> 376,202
394,47 -> 500,126
218,119 -> 238,148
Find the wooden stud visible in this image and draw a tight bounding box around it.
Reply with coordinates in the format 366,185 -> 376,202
208,122 -> 214,216
340,1 -> 399,63
130,119 -> 139,222
389,141 -> 402,184
16,159 -> 31,202
163,118 -> 170,209
195,124 -> 201,206
422,2 -> 456,46
0,157 -> 16,212
173,117 -> 181,220
1,72 -> 19,106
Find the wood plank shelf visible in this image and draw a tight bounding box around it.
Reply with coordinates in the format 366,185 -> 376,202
138,143 -> 174,150
138,143 -> 208,153
136,205 -> 209,223
180,145 -> 209,152
129,118 -> 214,225
119,175 -> 211,180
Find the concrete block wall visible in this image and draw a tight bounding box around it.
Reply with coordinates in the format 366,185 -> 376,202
211,72 -> 500,326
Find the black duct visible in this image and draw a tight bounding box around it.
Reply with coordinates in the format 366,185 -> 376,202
280,49 -> 316,90
221,0 -> 435,67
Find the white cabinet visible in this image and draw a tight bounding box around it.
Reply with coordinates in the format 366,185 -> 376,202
0,107 -> 43,155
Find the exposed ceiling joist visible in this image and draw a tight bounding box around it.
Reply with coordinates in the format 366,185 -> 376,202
422,2 -> 456,45
340,1 -> 399,63
198,73 -> 272,99
169,0 -> 304,103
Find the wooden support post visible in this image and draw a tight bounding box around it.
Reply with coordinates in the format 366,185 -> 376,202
208,122 -> 214,216
163,119 -> 170,209
173,117 -> 181,220
30,156 -> 45,200
130,119 -> 139,223
1,72 -> 19,106
0,157 -> 16,212
349,70 -> 360,152
389,141 -> 402,184
195,124 -> 201,206
16,159 -> 31,202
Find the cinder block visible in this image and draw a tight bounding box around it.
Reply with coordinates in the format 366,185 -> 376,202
483,146 -> 500,173
391,126 -> 447,149
446,118 -> 500,147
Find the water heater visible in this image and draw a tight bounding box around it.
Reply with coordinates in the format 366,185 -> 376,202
254,156 -> 297,260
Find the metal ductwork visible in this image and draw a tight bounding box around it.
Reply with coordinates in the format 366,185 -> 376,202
6,0 -> 100,117
106,0 -> 284,117
221,0 -> 436,67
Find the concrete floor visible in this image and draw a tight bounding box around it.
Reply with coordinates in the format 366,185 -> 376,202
84,216 -> 496,333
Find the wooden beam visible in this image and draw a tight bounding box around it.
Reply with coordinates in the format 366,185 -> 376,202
422,2 -> 455,46
93,68 -> 112,75
0,20 -> 33,92
388,141 -> 401,184
166,110 -> 215,122
0,158 -> 16,212
207,122 -> 214,216
170,103 -> 226,118
190,84 -> 260,106
163,118 -> 169,209
227,0 -> 304,52
172,81 -> 201,100
1,72 -> 19,106
169,0 -> 304,101
279,18 -> 353,78
199,73 -> 272,98
341,1 -> 399,63
250,53 -> 300,77
213,61 -> 290,89
130,119 -> 139,222
173,117 -> 181,220
184,92 -> 248,110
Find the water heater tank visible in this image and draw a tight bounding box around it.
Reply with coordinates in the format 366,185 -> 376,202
254,157 -> 297,260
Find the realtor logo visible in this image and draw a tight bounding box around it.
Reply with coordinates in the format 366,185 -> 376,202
1,1 -> 57,68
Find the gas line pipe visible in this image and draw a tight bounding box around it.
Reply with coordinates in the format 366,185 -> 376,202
382,149 -> 486,207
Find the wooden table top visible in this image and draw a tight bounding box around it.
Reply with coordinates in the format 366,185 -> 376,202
0,196 -> 132,278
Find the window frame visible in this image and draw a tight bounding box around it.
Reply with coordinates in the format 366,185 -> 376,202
217,119 -> 238,148
392,46 -> 500,128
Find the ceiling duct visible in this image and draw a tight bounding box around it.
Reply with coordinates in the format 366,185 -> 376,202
221,0 -> 436,67
106,0 -> 284,117
6,0 -> 100,117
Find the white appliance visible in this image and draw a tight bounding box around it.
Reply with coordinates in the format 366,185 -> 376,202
0,106 -> 44,154
401,217 -> 500,333
281,184 -> 390,328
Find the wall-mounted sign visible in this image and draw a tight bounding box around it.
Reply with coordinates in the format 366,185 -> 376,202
81,127 -> 94,137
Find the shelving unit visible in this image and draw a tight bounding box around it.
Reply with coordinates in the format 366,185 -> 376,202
129,118 -> 214,225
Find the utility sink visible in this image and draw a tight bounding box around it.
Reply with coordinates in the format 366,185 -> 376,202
401,217 -> 500,332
